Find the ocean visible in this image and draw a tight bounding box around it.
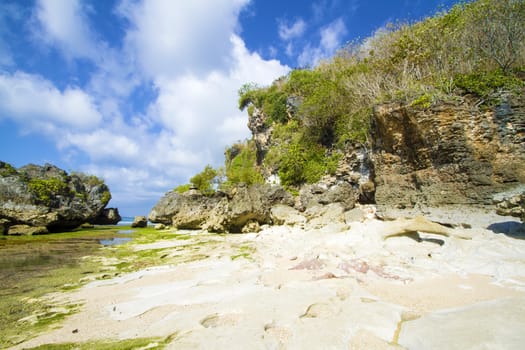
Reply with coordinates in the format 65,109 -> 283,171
117,216 -> 135,226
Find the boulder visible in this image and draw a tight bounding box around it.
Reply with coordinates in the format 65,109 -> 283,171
296,182 -> 357,212
91,208 -> 122,225
270,205 -> 306,226
241,219 -> 260,233
494,191 -> 525,222
304,203 -> 349,231
149,184 -> 294,233
131,216 -> 148,228
0,161 -> 116,233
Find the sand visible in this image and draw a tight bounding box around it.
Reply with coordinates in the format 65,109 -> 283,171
11,215 -> 525,350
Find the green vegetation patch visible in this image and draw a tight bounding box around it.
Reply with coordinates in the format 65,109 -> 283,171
0,161 -> 18,177
28,178 -> 70,205
224,141 -> 264,187
454,69 -> 524,99
25,335 -> 175,350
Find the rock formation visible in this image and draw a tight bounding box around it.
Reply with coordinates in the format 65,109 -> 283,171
494,190 -> 525,222
371,93 -> 525,210
149,184 -> 294,233
0,161 -> 116,234
91,208 -> 122,225
150,90 -> 524,232
131,216 -> 148,228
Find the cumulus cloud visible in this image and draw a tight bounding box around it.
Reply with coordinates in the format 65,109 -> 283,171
119,0 -> 250,80
149,34 -> 289,169
0,71 -> 102,129
278,18 -> 306,41
34,0 -> 98,60
61,130 -> 140,162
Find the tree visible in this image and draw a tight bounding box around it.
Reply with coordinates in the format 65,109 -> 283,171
464,0 -> 525,72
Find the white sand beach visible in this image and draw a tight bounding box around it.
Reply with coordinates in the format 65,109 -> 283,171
13,215 -> 525,350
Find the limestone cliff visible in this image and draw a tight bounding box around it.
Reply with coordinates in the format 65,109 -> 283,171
248,92 -> 524,211
371,92 -> 524,210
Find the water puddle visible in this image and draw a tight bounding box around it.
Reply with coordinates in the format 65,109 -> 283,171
99,237 -> 132,246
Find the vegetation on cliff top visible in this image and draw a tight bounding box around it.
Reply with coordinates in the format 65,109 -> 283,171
180,0 -> 525,192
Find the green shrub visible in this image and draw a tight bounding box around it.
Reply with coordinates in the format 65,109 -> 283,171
238,83 -> 289,125
175,184 -> 191,194
28,178 -> 69,205
100,190 -> 111,205
454,70 -> 524,98
190,165 -> 218,195
410,93 -> 433,109
224,142 -> 264,186
0,162 -> 17,177
278,140 -> 339,188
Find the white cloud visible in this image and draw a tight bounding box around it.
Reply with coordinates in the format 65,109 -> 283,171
278,18 -> 306,41
320,17 -> 347,52
149,34 -> 289,169
119,0 -> 250,80
298,17 -> 347,67
0,71 -> 102,129
61,130 -> 140,162
34,0 -> 98,60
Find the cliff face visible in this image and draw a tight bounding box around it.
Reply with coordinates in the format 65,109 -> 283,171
371,93 -> 524,209
247,92 -> 525,211
0,162 -> 118,234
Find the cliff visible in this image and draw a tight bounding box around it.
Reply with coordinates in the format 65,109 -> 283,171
371,93 -> 525,210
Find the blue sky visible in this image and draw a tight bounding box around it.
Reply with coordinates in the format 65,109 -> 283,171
0,0 -> 462,215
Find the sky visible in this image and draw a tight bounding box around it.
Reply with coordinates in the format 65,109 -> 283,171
0,0 -> 463,216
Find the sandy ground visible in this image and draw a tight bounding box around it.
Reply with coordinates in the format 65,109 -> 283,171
12,214 -> 525,350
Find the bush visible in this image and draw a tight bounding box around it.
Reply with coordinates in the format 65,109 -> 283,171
190,165 -> 218,195
28,178 -> 69,205
174,184 -> 191,194
0,162 -> 17,177
224,142 -> 264,186
278,140 -> 340,188
238,83 -> 289,125
454,69 -> 524,98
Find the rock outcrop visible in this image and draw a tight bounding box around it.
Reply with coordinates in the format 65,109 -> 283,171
150,92 -> 524,232
0,161 -> 116,234
91,208 -> 122,225
131,216 -> 148,228
149,184 -> 294,233
494,190 -> 525,222
371,94 -> 525,210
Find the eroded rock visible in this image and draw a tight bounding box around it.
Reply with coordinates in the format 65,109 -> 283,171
0,161 -> 116,233
131,216 -> 148,228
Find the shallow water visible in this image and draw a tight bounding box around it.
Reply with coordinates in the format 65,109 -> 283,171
0,227 -> 138,347
0,228 -> 131,297
99,236 -> 132,246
